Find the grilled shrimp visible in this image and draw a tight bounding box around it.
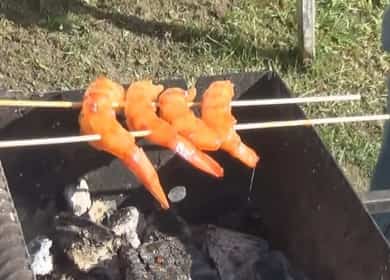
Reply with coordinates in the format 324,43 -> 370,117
158,87 -> 221,151
201,80 -> 260,168
79,76 -> 170,210
124,80 -> 224,178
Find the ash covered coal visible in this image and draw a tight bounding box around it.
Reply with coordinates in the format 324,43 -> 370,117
28,236 -> 54,276
108,206 -> 140,249
53,214 -> 119,273
27,182 -> 309,280
119,232 -> 193,280
64,179 -> 92,217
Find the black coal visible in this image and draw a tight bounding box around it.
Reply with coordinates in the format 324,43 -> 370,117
25,196 -> 310,280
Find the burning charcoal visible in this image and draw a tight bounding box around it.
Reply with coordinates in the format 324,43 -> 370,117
119,245 -> 149,280
168,186 -> 187,203
53,214 -> 117,272
88,199 -> 117,224
108,207 -> 140,249
64,179 -> 91,216
27,236 -> 54,276
139,233 -> 192,279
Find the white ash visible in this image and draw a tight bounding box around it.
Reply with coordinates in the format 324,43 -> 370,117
109,207 -> 140,249
168,186 -> 187,203
64,179 -> 91,216
126,231 -> 141,249
54,213 -> 119,273
66,237 -> 116,272
88,199 -> 117,224
27,236 -> 53,276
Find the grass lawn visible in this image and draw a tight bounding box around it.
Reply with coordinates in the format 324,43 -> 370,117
0,0 -> 389,192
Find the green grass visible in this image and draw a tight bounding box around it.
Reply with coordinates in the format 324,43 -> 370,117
1,0 -> 390,192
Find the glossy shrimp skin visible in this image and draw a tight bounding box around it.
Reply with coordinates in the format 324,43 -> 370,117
124,80 -> 224,178
158,87 -> 221,151
200,80 -> 260,168
79,77 -> 170,210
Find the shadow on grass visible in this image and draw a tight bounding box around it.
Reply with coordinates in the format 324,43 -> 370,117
0,0 -> 302,72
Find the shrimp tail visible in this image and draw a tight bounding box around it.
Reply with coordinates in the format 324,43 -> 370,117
170,136 -> 224,178
221,131 -> 260,168
224,142 -> 260,168
121,147 -> 170,210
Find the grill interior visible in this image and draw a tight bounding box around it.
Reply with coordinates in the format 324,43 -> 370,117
0,71 -> 389,279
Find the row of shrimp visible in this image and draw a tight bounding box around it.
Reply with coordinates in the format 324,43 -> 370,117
79,76 -> 260,210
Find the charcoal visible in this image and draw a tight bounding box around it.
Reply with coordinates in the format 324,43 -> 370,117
108,207 -> 140,249
258,251 -> 310,280
139,233 -> 192,280
88,199 -> 117,224
54,213 -> 114,243
64,179 -> 91,217
53,214 -> 117,272
87,268 -> 114,280
28,236 -> 54,276
119,245 -> 149,280
203,225 -> 269,280
37,272 -> 76,280
205,224 -> 269,257
142,211 -> 220,279
64,236 -> 116,272
202,225 -> 309,280
86,256 -> 121,280
185,245 -> 220,280
69,238 -> 115,272
254,251 -> 296,280
142,211 -> 192,243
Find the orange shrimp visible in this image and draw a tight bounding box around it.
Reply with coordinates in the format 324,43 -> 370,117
124,80 -> 224,178
79,76 -> 170,210
158,87 -> 221,151
200,80 -> 260,168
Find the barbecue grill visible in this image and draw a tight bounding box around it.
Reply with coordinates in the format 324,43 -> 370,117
0,71 -> 389,280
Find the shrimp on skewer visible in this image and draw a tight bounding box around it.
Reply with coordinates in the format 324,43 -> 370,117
201,80 -> 260,168
158,87 -> 221,151
124,80 -> 224,178
79,76 -> 170,210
